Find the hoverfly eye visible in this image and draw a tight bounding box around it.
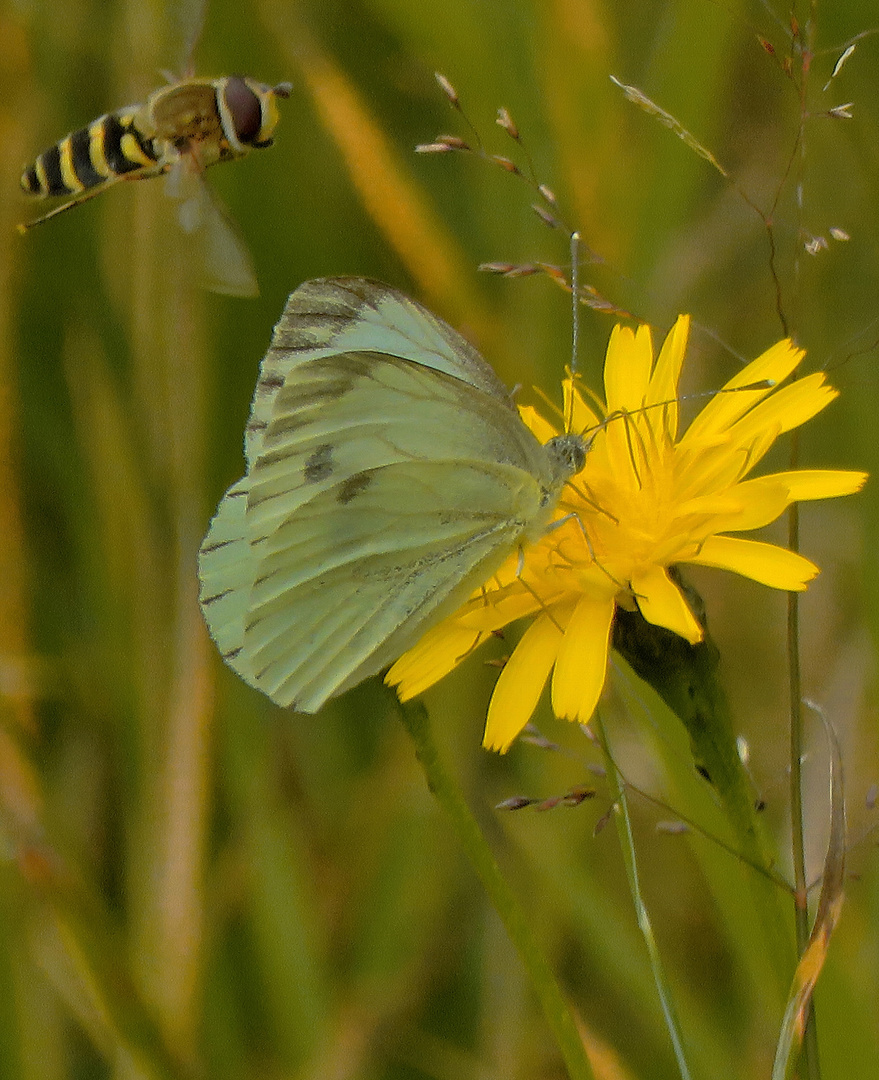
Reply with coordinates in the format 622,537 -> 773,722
224,77 -> 262,143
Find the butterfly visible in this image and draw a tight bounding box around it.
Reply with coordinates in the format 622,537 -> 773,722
198,277 -> 587,710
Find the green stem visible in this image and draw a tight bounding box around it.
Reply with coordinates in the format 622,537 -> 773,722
788,510 -> 808,929
597,714 -> 693,1080
787,492 -> 821,1078
398,701 -> 595,1080
787,12 -> 822,1076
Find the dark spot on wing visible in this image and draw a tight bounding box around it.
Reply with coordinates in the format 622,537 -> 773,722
337,472 -> 372,504
304,443 -> 333,483
199,537 -> 238,554
200,588 -> 230,605
258,372 -> 285,391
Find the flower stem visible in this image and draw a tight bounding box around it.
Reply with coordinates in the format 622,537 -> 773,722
596,713 -> 693,1080
787,10 -> 824,1073
787,491 -> 821,1078
397,701 -> 595,1080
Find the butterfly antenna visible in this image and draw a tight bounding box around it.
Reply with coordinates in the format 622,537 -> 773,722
570,231 -> 581,375
566,231 -> 581,433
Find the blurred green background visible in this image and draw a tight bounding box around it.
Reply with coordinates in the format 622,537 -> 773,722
2,0 -> 877,1077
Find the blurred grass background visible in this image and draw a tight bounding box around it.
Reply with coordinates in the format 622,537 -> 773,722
2,0 -> 878,1077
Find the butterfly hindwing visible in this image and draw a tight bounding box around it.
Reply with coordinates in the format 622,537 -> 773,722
239,458 -> 544,710
198,477 -> 254,671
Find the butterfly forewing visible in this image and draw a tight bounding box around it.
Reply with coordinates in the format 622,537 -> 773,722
245,278 -> 517,466
245,352 -> 551,542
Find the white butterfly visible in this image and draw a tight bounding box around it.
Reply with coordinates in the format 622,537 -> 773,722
198,277 -> 587,711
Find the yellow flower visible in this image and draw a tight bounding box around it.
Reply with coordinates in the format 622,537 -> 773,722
387,316 -> 867,752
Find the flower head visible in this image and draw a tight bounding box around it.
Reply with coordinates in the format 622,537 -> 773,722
387,316 -> 866,752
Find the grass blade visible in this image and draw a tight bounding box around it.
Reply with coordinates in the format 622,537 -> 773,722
772,704 -> 846,1080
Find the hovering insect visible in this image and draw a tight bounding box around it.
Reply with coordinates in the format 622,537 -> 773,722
19,74 -> 291,296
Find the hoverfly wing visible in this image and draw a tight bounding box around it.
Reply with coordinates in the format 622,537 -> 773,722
193,175 -> 259,297
165,157 -> 204,244
165,156 -> 258,296
164,154 -> 189,205
173,0 -> 209,76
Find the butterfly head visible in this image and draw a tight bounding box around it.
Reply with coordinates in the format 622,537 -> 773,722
543,432 -> 589,492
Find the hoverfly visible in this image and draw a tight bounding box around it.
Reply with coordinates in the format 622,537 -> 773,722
19,74 -> 291,296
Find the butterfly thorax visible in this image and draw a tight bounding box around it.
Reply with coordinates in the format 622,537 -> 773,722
516,432 -> 587,544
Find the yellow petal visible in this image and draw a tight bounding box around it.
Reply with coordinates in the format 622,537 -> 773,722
483,613 -> 563,752
686,535 -> 819,589
675,439 -> 752,497
518,404 -> 559,443
388,623 -> 491,700
645,314 -> 690,438
631,565 -> 703,643
681,339 -> 804,443
564,380 -> 602,433
601,414 -> 641,496
459,587 -> 543,631
725,338 -> 805,389
702,469 -> 866,533
726,374 -> 837,448
551,592 -> 615,721
605,323 -> 654,412
675,493 -> 751,518
683,478 -> 791,532
648,534 -> 702,566
760,469 -> 868,501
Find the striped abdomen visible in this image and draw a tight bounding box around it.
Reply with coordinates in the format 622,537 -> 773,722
20,107 -> 161,199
